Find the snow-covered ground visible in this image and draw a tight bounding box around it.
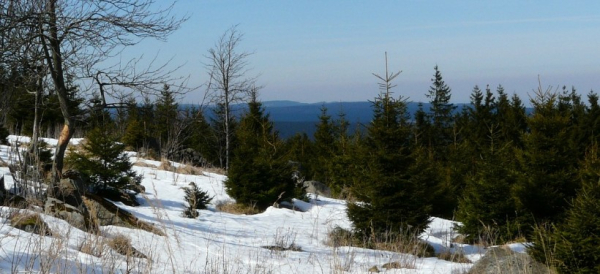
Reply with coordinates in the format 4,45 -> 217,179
0,136 -> 527,273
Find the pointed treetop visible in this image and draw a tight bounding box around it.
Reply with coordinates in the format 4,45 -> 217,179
372,52 -> 402,97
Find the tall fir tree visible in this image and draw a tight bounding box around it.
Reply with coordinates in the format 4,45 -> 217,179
348,54 -> 429,238
457,140 -> 521,243
121,97 -> 147,150
155,84 -> 180,158
529,145 -> 600,272
312,106 -> 336,183
66,127 -> 141,194
225,91 -> 302,211
348,90 -> 430,237
182,107 -> 219,167
584,91 -> 600,146
513,87 -> 579,229
425,65 -> 456,152
325,112 -> 359,197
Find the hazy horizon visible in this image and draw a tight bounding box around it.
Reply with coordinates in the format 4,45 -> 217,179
122,1 -> 600,105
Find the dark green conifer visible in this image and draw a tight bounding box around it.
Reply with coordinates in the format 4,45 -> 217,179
426,65 -> 456,150
155,84 -> 180,158
66,127 -> 141,194
513,87 -> 579,228
457,149 -> 521,243
348,54 -> 429,238
225,91 -> 302,210
183,182 -> 213,218
529,145 -> 600,272
312,106 -> 336,183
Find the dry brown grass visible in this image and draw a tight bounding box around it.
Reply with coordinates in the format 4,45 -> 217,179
326,226 -> 435,259
107,233 -> 147,259
79,236 -> 109,257
437,249 -> 472,263
158,158 -> 176,172
108,234 -> 133,255
326,226 -> 433,271
9,212 -> 52,236
158,158 -> 226,176
133,155 -> 226,176
198,166 -> 226,175
174,164 -> 204,175
133,160 -> 158,168
216,201 -> 262,215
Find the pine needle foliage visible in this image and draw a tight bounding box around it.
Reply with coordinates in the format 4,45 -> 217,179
183,182 -> 213,218
529,145 -> 600,273
66,127 -> 141,193
225,95 -> 303,211
348,56 -> 430,239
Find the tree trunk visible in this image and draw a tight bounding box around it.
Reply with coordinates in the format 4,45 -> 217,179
42,0 -> 75,193
52,123 -> 73,179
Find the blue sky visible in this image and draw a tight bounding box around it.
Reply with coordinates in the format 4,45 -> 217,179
131,1 -> 600,104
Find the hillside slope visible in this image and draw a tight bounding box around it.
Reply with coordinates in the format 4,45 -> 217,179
0,136 -> 528,273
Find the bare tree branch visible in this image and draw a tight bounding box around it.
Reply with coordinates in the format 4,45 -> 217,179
0,0 -> 188,189
204,25 -> 257,170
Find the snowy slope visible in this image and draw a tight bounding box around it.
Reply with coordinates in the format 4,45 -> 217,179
0,136 -> 526,273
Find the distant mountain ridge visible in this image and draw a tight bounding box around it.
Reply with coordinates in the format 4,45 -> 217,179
182,101 -> 523,139
263,101 -> 427,138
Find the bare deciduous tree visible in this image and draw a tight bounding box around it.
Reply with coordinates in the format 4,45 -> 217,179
204,26 -> 257,170
0,0 -> 187,191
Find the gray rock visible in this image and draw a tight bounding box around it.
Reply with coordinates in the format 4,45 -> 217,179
45,197 -> 89,231
53,171 -> 87,210
303,180 -> 332,197
468,247 -> 554,274
84,193 -> 165,236
171,148 -> 207,166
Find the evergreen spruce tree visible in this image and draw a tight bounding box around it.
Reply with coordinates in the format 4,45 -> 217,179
550,145 -> 600,273
584,91 -> 600,146
183,107 -> 219,167
412,103 -> 430,147
225,91 -> 302,211
183,182 -> 213,218
422,66 -> 461,218
134,96 -> 160,156
66,127 -> 142,195
326,113 -> 361,197
425,65 -> 456,151
528,145 -> 600,272
513,87 -> 579,229
155,84 -> 180,158
283,132 -> 314,184
122,119 -> 146,150
347,54 -> 429,238
495,85 -> 527,147
312,106 -> 336,183
457,149 -> 521,243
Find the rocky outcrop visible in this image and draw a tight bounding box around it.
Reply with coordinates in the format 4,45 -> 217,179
468,247 -> 555,274
52,170 -> 87,210
44,192 -> 163,236
84,193 -> 164,236
171,148 -> 207,166
303,180 -> 332,197
45,197 -> 95,231
10,213 -> 53,236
